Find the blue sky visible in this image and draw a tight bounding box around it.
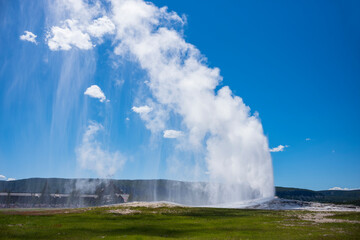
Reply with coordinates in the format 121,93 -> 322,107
0,0 -> 359,190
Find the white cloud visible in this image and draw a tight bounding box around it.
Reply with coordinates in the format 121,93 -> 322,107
7,178 -> 16,181
125,117 -> 130,121
20,31 -> 37,44
329,187 -> 359,191
132,105 -> 152,114
305,138 -> 311,141
163,130 -> 183,138
269,145 -> 288,152
87,16 -> 115,38
84,85 -> 107,102
0,175 -> 6,180
76,122 -> 126,177
47,19 -> 93,51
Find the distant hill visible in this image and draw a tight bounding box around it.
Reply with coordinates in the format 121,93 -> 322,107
1,178 -> 359,207
276,186 -> 360,206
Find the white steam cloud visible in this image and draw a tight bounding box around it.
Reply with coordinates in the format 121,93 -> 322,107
20,31 -> 37,44
48,0 -> 275,203
84,85 -> 107,102
87,16 -> 115,38
269,145 -> 288,152
132,105 -> 152,114
163,130 -> 183,139
110,0 -> 274,201
0,175 -> 6,180
76,122 -> 126,177
46,15 -> 115,51
47,19 -> 93,50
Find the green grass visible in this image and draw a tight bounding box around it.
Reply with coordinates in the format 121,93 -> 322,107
0,205 -> 359,239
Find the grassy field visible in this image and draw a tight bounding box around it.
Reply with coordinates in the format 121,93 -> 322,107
0,203 -> 359,240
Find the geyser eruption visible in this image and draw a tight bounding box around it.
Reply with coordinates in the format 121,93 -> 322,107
46,0 -> 274,205
110,0 -> 274,203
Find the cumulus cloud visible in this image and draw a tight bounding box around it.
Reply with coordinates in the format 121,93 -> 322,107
20,31 -> 37,44
76,122 -> 126,177
269,145 -> 288,152
47,19 -> 93,50
84,85 -> 107,102
132,105 -> 152,114
305,138 -> 311,141
87,16 -> 115,38
0,175 -> 6,180
46,9 -> 115,51
163,130 -> 183,138
7,178 -> 16,181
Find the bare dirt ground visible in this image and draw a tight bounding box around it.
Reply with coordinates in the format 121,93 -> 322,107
113,201 -> 184,208
107,201 -> 189,215
108,208 -> 141,215
298,212 -> 360,223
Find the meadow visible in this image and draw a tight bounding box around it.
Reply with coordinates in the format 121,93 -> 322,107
1,203 -> 359,240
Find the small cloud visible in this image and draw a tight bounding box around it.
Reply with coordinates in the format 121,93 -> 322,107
329,187 -> 359,191
163,129 -> 183,139
7,178 -> 16,181
132,105 -> 152,114
0,175 -> 6,180
20,31 -> 37,44
269,145 -> 288,152
84,85 -> 107,102
305,138 -> 311,141
125,117 -> 130,121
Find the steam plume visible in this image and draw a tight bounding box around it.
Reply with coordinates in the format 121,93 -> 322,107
110,0 -> 274,201
48,0 -> 274,203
